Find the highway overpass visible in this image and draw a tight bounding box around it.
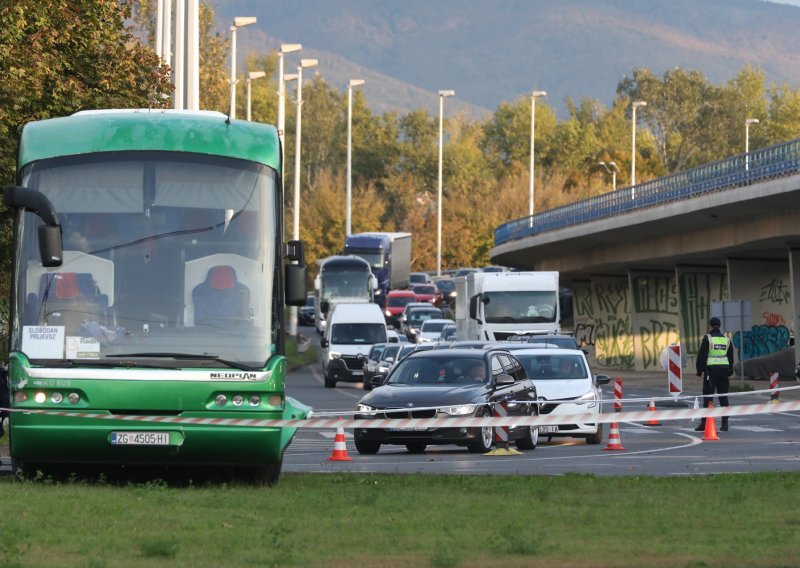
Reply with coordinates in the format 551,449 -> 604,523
490,139 -> 800,375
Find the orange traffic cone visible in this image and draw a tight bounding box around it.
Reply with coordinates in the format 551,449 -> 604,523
603,422 -> 626,451
645,400 -> 661,426
327,419 -> 352,461
703,402 -> 719,441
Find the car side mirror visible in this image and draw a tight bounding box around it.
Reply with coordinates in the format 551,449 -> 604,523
320,338 -> 329,348
321,300 -> 330,315
494,373 -> 514,386
370,373 -> 387,387
595,374 -> 611,386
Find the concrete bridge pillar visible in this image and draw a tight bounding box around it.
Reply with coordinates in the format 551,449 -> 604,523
629,270 -> 679,371
728,258 -> 793,373
790,249 -> 800,367
674,265 -> 727,369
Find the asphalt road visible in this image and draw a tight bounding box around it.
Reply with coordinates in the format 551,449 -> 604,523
285,326 -> 800,477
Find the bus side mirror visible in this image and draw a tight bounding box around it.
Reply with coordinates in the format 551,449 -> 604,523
285,264 -> 307,306
3,185 -> 63,267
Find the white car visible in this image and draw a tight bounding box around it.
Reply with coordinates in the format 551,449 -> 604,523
512,348 -> 610,444
416,318 -> 454,343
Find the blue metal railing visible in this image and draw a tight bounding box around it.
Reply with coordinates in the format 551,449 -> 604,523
494,138 -> 800,246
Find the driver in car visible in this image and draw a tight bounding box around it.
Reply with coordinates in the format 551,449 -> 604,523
470,362 -> 487,383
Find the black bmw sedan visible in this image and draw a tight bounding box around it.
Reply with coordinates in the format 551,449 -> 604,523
353,348 -> 539,454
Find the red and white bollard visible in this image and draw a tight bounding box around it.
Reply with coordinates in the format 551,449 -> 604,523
770,371 -> 780,403
613,378 -> 623,412
668,344 -> 682,397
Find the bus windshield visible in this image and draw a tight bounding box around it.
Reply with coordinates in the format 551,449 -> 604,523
12,151 -> 279,369
321,269 -> 371,300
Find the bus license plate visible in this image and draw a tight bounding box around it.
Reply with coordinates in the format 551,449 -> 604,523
111,432 -> 171,446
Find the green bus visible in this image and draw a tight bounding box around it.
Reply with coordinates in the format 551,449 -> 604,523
2,109 -> 309,483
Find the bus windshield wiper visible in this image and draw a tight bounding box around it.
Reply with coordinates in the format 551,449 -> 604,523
106,353 -> 260,372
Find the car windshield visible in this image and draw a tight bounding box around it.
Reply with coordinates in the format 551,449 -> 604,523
421,321 -> 448,333
388,355 -> 487,385
381,344 -> 400,360
436,280 -> 455,292
528,336 -> 578,349
516,353 -> 588,380
409,274 -> 427,283
331,323 -> 387,344
484,291 -> 557,324
368,344 -> 387,361
413,285 -> 436,295
409,311 -> 442,325
388,295 -> 414,307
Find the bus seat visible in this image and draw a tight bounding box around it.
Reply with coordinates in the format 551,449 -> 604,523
38,272 -> 109,331
192,265 -> 251,327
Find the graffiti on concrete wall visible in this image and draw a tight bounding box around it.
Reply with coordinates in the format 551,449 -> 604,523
592,277 -> 633,369
728,260 -> 793,361
572,280 -> 595,359
678,271 -> 727,357
759,278 -> 791,305
631,274 -> 680,371
732,325 -> 790,358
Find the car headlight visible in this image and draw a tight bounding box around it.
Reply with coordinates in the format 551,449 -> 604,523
577,391 -> 598,407
409,327 -> 418,333
328,351 -> 342,360
442,404 -> 477,416
378,365 -> 390,373
385,310 -> 392,317
357,404 -> 376,415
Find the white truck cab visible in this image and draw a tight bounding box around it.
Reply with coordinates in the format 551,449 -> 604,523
455,271 -> 560,341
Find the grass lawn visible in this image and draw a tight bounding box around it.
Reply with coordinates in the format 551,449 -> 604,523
0,472 -> 798,567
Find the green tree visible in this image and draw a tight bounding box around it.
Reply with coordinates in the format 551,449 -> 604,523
617,67 -> 711,174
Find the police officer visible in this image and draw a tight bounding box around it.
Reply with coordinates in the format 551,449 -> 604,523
695,317 -> 734,431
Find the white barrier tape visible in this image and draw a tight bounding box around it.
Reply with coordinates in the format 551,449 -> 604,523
2,400 -> 799,429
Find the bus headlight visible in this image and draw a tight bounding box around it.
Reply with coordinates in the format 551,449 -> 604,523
68,393 -> 80,404
34,392 -> 46,404
215,394 -> 228,407
232,395 -> 244,407
51,392 -> 63,404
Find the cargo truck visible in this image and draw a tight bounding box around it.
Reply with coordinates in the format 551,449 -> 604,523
343,232 -> 411,307
455,272 -> 560,341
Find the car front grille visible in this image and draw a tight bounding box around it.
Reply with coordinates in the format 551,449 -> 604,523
378,408 -> 437,420
341,355 -> 362,370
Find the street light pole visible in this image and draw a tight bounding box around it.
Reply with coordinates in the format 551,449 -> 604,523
229,16 -> 257,120
277,44 -> 302,152
346,79 -> 365,237
437,89 -> 455,277
631,100 -> 647,198
745,118 -> 759,171
287,59 -> 318,338
599,161 -> 619,192
529,90 -> 547,217
245,71 -> 266,122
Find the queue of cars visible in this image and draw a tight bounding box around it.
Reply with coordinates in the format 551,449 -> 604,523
351,336 -> 607,454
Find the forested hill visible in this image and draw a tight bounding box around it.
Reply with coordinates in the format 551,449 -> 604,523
210,0 -> 800,117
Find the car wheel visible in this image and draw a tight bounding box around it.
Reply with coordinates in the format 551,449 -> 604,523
324,373 -> 336,388
515,424 -> 539,451
586,423 -> 603,445
354,431 -> 380,454
468,407 -> 494,453
405,442 -> 427,454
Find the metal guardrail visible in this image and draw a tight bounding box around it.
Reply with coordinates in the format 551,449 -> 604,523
494,138 -> 800,246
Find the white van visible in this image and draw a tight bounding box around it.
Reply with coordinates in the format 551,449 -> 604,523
321,302 -> 388,388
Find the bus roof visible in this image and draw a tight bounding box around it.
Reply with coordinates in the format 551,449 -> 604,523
17,109 -> 281,171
